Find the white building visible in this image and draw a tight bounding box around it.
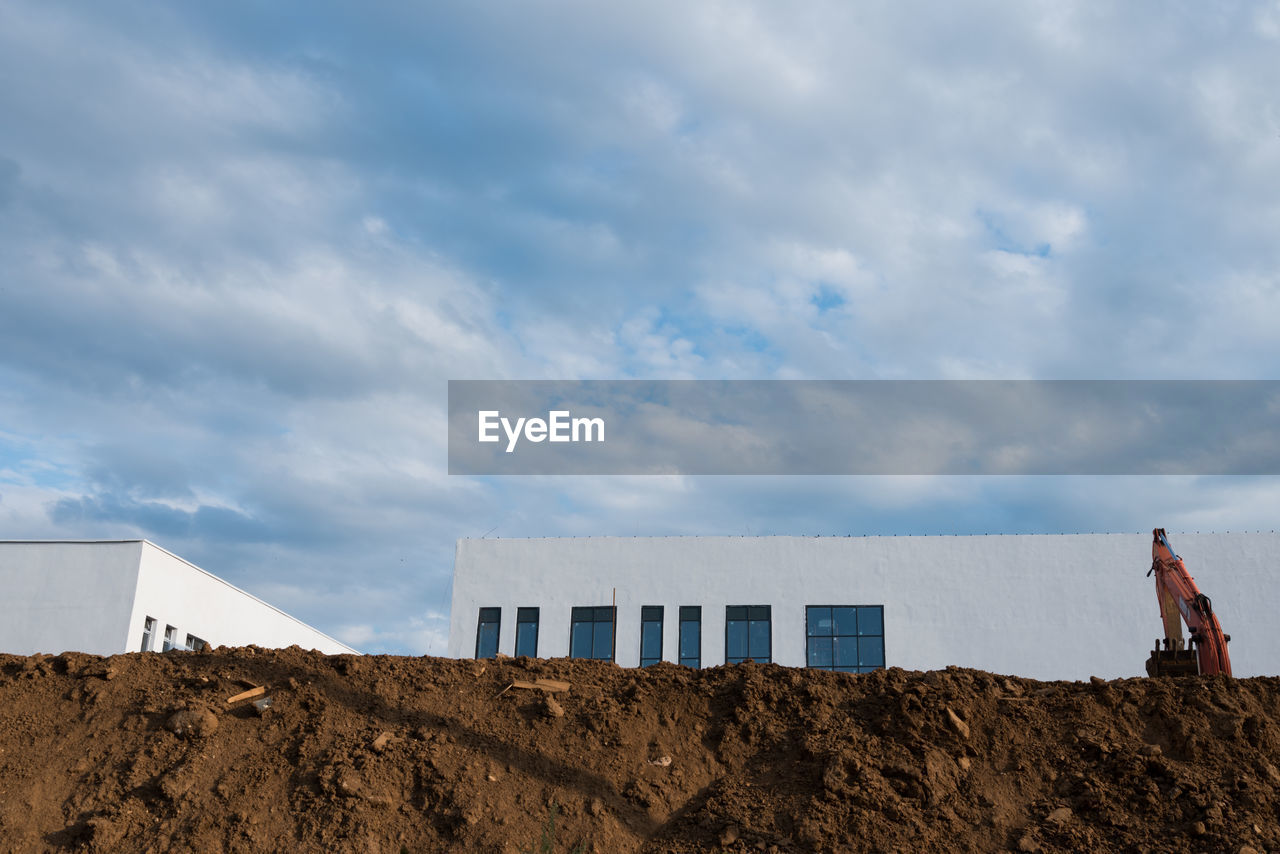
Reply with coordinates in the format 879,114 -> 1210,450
449,532 -> 1278,681
0,540 -> 357,656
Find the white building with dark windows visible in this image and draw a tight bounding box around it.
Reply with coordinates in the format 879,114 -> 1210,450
449,532 -> 1280,681
0,540 -> 357,656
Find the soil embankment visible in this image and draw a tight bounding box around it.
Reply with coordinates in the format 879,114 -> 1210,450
0,647 -> 1276,852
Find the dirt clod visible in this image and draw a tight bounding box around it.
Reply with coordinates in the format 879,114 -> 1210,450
164,706 -> 218,738
945,705 -> 970,738
371,730 -> 401,753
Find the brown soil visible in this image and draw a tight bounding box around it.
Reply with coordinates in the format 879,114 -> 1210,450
0,648 -> 1277,853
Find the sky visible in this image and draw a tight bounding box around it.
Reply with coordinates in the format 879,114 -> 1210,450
2,1 -> 1279,654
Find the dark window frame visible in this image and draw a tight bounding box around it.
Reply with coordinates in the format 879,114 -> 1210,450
475,606 -> 501,659
515,607 -> 540,658
569,606 -> 617,661
678,606 -> 701,668
725,605 -> 772,664
805,604 -> 886,673
639,605 -> 663,666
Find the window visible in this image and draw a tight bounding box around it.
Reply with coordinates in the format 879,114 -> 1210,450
140,617 -> 156,652
515,607 -> 540,658
569,606 -> 615,660
678,606 -> 701,668
475,607 -> 501,659
162,625 -> 177,652
726,606 -> 771,664
806,605 -> 885,673
185,634 -> 208,651
639,606 -> 663,666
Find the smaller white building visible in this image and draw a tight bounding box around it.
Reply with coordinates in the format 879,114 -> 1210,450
0,540 -> 357,656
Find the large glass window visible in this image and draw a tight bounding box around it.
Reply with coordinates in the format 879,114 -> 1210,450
806,605 -> 885,672
569,606 -> 615,660
726,605 -> 771,664
640,606 -> 663,666
140,616 -> 156,652
679,606 -> 701,668
475,607 -> 501,659
515,607 -> 540,658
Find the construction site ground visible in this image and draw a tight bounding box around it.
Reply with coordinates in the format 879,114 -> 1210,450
0,647 -> 1277,853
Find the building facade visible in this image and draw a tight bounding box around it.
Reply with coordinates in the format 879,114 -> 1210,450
0,540 -> 357,656
449,532 -> 1278,680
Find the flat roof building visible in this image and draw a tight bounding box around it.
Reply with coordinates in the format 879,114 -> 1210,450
449,532 -> 1277,680
0,540 -> 357,656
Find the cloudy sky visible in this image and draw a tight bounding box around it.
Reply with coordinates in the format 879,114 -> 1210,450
2,2 -> 1279,653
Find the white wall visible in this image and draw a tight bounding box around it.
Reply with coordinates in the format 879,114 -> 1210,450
0,541 -> 144,655
449,533 -> 1279,680
0,540 -> 357,656
127,541 -> 357,654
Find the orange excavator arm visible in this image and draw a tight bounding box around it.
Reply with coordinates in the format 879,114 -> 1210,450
1144,528 -> 1232,677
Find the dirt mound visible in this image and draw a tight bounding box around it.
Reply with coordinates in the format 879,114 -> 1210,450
0,648 -> 1277,853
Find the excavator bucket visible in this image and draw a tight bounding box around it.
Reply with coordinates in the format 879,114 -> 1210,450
1144,642 -> 1199,677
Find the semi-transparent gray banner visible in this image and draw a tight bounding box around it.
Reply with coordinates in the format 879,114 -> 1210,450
448,380 -> 1280,475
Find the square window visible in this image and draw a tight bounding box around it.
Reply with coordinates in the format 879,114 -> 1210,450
570,606 -> 616,661
807,607 -> 833,636
833,606 -> 858,636
806,636 -> 833,668
833,636 -> 859,668
857,606 -> 883,636
805,605 -> 884,672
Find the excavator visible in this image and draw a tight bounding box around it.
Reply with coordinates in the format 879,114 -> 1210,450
1144,528 -> 1232,677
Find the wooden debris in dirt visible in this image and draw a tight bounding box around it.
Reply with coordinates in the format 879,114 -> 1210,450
226,686 -> 266,705
494,678 -> 571,698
